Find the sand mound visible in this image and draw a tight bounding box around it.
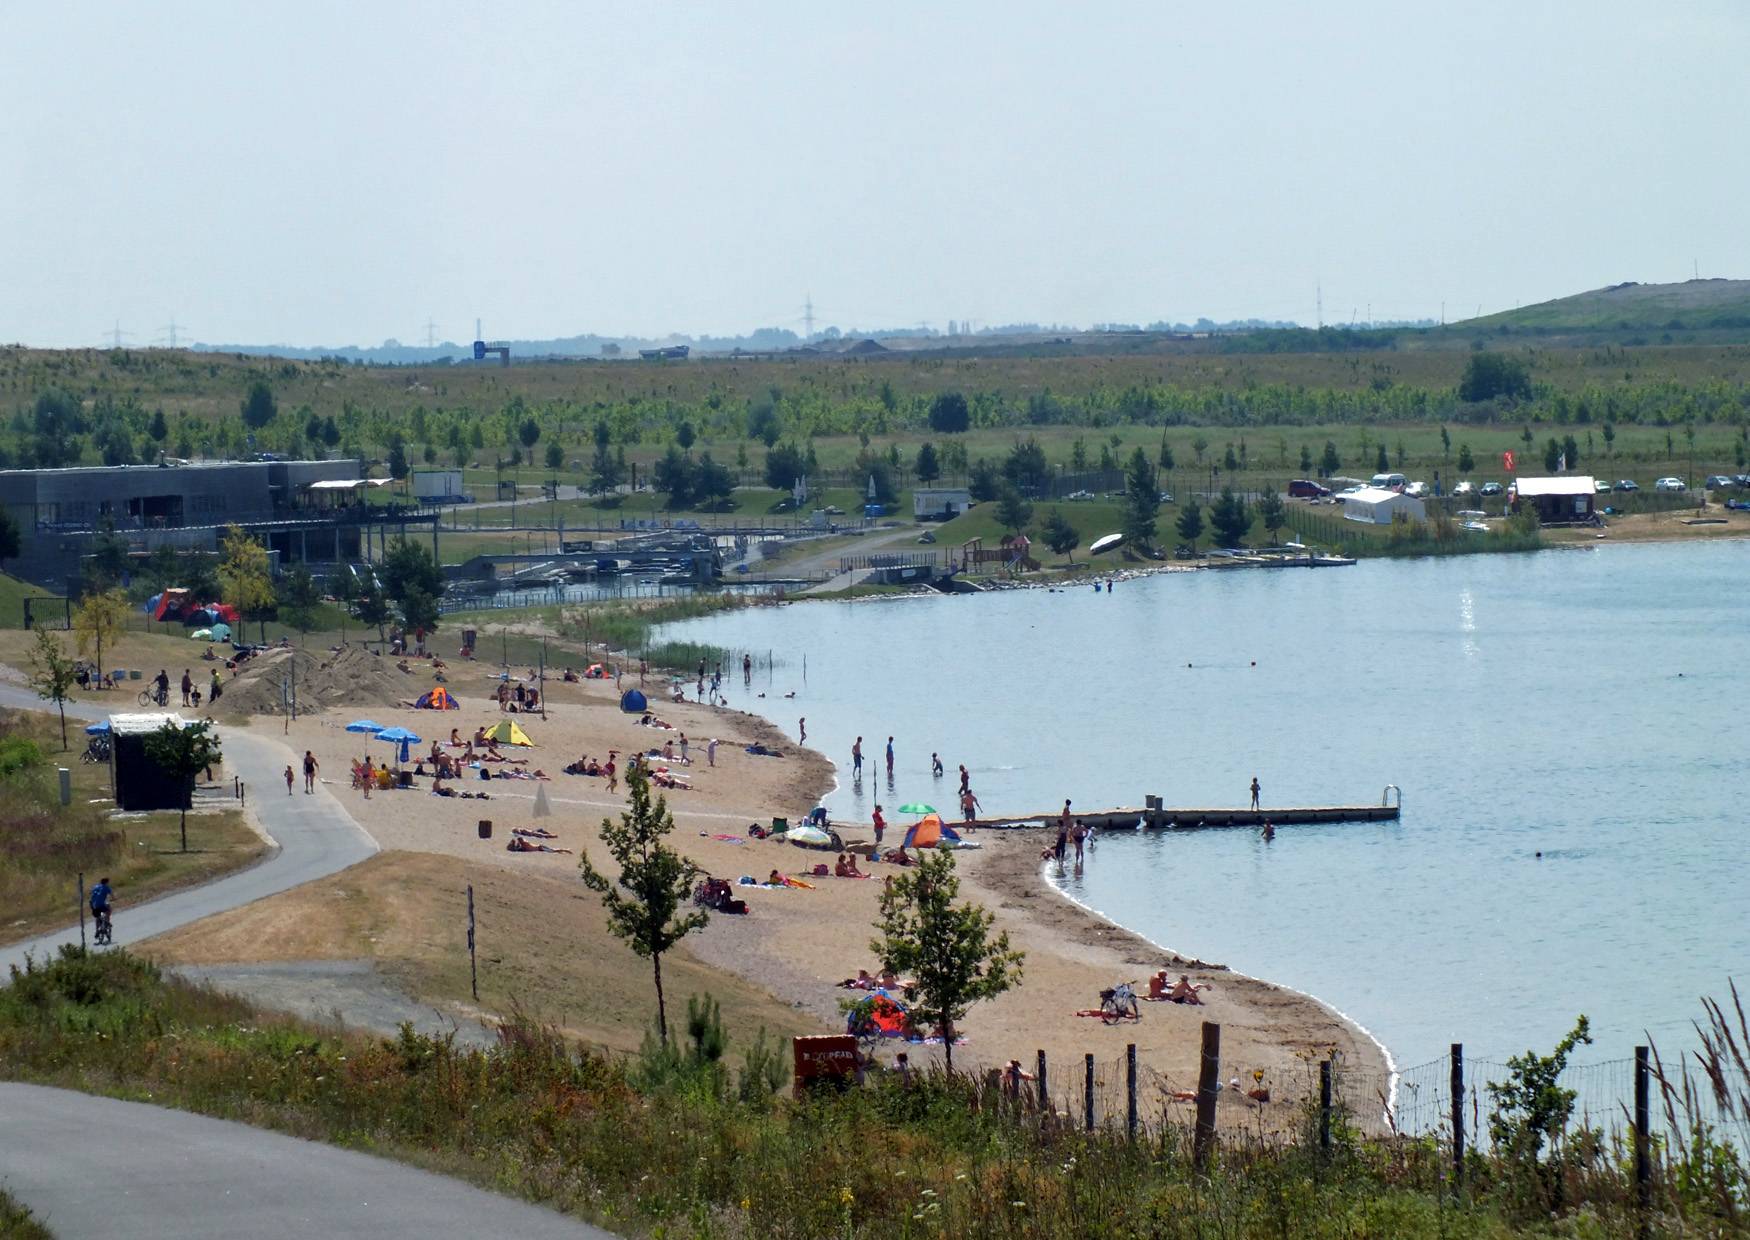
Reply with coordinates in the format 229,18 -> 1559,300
212,645 -> 437,718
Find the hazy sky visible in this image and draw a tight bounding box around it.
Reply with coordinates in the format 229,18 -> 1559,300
4,2 -> 1747,348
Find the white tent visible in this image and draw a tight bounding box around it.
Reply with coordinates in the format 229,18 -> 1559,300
1341,487 -> 1427,525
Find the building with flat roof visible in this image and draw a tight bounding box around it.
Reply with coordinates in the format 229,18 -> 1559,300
1510,476 -> 1597,523
0,459 -> 436,591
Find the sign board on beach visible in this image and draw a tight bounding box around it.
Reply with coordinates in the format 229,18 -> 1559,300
793,1034 -> 859,1095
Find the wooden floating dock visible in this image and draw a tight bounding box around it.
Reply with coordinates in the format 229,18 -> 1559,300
969,791 -> 1400,832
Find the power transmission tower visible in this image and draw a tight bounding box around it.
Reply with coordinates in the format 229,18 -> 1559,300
157,320 -> 183,348
424,319 -> 439,348
104,321 -> 130,349
803,294 -> 815,340
1315,283 -> 1323,329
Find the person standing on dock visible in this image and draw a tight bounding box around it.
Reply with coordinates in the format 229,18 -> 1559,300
852,737 -> 863,777
1250,776 -> 1261,809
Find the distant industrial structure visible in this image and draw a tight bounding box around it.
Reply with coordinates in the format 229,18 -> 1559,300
471,319 -> 510,366
638,344 -> 689,361
0,460 -> 437,592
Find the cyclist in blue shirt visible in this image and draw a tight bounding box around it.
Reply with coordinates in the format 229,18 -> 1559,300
89,877 -> 112,915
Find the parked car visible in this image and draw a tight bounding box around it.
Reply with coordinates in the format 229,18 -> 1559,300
1478,481 -> 1505,497
1705,475 -> 1738,490
1655,477 -> 1686,492
1594,479 -> 1613,493
1157,491 -> 1174,504
823,505 -> 845,515
1370,472 -> 1408,491
916,530 -> 936,544
1613,479 -> 1639,492
1452,480 -> 1475,497
1404,480 -> 1428,498
1287,479 -> 1331,499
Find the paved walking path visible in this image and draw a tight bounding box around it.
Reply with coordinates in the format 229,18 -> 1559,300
0,684 -> 378,975
0,1083 -> 607,1239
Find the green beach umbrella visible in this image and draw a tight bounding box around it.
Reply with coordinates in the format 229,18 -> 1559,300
896,802 -> 936,815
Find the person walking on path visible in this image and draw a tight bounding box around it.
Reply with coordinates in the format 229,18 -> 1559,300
679,733 -> 689,764
605,753 -> 618,794
852,737 -> 863,777
707,737 -> 718,767
872,803 -> 886,849
284,765 -> 295,796
303,750 -> 319,793
885,736 -> 894,779
1249,776 -> 1261,809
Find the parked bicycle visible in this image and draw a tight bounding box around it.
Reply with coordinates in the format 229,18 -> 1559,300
1099,980 -> 1141,1023
80,735 -> 111,764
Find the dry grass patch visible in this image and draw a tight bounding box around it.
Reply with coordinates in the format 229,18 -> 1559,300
142,850 -> 827,1054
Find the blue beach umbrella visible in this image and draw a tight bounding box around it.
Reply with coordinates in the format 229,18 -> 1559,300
345,719 -> 386,734
374,726 -> 422,765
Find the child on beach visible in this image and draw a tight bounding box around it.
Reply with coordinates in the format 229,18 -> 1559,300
284,765 -> 294,795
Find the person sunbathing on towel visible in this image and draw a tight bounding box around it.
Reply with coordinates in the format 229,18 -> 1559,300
450,729 -> 462,746
884,846 -> 913,867
432,775 -> 454,797
472,727 -> 489,746
1167,974 -> 1210,1005
507,836 -> 571,854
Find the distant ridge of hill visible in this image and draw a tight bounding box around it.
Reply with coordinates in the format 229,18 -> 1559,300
1461,278 -> 1750,332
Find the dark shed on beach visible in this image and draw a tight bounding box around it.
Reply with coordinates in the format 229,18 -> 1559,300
1512,476 -> 1596,523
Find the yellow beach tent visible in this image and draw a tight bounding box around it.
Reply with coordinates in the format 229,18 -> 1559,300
483,719 -> 534,746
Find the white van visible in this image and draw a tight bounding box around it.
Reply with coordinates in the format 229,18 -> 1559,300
1370,472 -> 1407,491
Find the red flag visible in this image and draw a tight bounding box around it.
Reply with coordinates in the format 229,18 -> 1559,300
1503,450 -> 1516,472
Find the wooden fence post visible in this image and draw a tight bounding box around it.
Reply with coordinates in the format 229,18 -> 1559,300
1635,1045 -> 1651,1232
1036,1049 -> 1048,1115
1451,1043 -> 1465,1193
77,872 -> 86,951
1194,1021 -> 1220,1170
1084,1053 -> 1095,1132
467,884 -> 478,1001
1126,1043 -> 1138,1138
1319,1058 -> 1332,1154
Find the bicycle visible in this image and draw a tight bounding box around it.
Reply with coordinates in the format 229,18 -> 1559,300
1099,981 -> 1141,1023
81,736 -> 112,764
92,907 -> 113,947
137,685 -> 170,708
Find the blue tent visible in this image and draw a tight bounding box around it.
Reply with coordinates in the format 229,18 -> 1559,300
619,689 -> 648,713
85,720 -> 111,735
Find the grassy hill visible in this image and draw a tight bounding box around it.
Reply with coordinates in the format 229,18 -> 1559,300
1462,278 -> 1750,333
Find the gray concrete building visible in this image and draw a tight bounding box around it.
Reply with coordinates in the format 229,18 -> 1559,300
0,459 -> 434,590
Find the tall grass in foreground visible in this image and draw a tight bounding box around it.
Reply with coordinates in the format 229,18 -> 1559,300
0,1188 -> 51,1240
6,949 -> 1750,1236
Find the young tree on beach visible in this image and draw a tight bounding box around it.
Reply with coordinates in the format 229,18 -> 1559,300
143,718 -> 222,854
1458,443 -> 1475,474
1255,491 -> 1287,543
1175,499 -> 1204,552
872,849 -> 1023,1072
1042,508 -> 1079,562
28,626 -> 79,749
73,588 -> 130,686
994,483 -> 1033,535
1209,486 -> 1251,548
277,566 -> 323,641
579,766 -> 708,1045
1121,448 -> 1159,551
913,441 -> 941,483
219,524 -> 276,643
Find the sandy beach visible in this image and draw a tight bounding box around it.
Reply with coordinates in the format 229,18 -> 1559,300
198,646 -> 1389,1125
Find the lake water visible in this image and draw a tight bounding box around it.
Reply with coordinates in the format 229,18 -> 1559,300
661,542 -> 1750,1076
